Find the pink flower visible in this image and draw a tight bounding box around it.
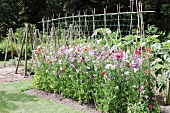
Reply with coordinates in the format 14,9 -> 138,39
146,48 -> 150,53
107,77 -> 111,81
44,60 -> 47,63
145,69 -> 149,74
70,57 -> 75,62
139,86 -> 144,92
116,50 -> 124,60
32,57 -> 36,60
45,49 -> 49,54
148,104 -> 153,109
37,46 -> 41,51
78,48 -> 81,52
144,55 -> 149,59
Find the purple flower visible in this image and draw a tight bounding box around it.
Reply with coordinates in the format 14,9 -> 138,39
80,80 -> 82,83
125,77 -> 129,81
107,77 -> 111,81
135,63 -> 139,68
58,73 -> 61,78
70,64 -> 76,69
70,57 -> 75,62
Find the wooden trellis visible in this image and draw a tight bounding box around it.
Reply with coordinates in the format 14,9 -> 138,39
4,28 -> 19,67
15,23 -> 36,76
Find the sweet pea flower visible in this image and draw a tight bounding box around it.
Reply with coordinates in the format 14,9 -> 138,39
45,49 -> 49,54
135,48 -> 140,56
32,57 -> 36,61
70,57 -> 75,62
37,46 -> 41,51
107,77 -> 111,81
139,86 -> 144,92
146,48 -> 150,53
116,50 -> 124,60
101,72 -> 105,76
93,74 -> 97,78
148,104 -> 153,109
49,60 -> 52,64
145,69 -> 149,74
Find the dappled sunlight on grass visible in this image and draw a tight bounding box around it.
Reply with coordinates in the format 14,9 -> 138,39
0,80 -> 84,113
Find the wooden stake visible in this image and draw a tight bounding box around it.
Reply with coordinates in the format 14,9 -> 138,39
84,10 -> 87,40
15,27 -> 26,74
24,24 -> 29,76
10,29 -> 14,59
92,8 -> 96,41
4,32 -> 10,67
42,18 -> 45,38
104,8 -> 108,43
10,28 -> 19,56
78,11 -> 81,40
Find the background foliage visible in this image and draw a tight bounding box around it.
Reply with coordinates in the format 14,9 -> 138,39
0,0 -> 170,39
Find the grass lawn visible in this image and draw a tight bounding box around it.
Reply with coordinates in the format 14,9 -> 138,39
0,80 -> 84,113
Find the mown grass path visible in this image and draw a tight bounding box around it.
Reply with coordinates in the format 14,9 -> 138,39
0,80 -> 84,113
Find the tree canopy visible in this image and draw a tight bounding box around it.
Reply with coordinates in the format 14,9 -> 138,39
0,0 -> 170,36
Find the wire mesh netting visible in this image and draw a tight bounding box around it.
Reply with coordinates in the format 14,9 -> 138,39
42,12 -> 138,41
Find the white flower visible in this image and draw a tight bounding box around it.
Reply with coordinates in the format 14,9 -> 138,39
76,69 -> 79,73
46,70 -> 49,73
105,64 -> 115,70
58,60 -> 62,64
53,71 -> 56,74
60,67 -> 62,70
97,39 -> 102,44
134,68 -> 138,73
37,61 -> 40,67
46,56 -> 50,59
115,86 -> 119,89
68,48 -> 73,53
124,71 -> 130,75
106,29 -> 112,34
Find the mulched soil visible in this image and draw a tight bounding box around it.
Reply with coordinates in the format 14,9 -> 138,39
0,65 -> 169,113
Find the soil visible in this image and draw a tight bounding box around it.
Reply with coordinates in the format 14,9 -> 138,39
0,65 -> 169,113
0,65 -> 31,84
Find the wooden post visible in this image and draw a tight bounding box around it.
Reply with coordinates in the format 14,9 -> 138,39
78,11 -> 81,40
117,4 -> 122,39
15,27 -> 26,74
57,14 -> 60,47
104,8 -> 108,43
4,32 -> 10,67
28,25 -> 34,50
84,10 -> 87,40
136,0 -> 140,43
129,0 -> 134,35
47,17 -> 49,36
24,24 -> 29,76
10,28 -> 19,56
42,18 -> 45,38
34,29 -> 40,48
65,13 -> 68,44
10,29 -> 14,59
92,8 -> 96,41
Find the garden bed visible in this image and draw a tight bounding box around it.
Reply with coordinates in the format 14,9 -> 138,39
0,65 -> 169,112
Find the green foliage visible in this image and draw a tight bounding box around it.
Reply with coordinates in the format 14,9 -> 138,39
151,40 -> 170,105
32,42 -> 161,112
145,25 -> 166,42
